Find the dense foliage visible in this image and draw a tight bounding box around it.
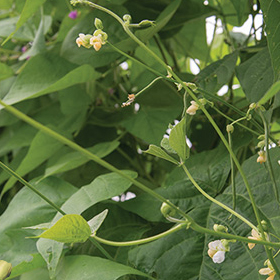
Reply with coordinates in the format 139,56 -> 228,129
0,0 -> 280,279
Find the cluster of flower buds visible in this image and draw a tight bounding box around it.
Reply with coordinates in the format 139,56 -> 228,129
76,18 -> 108,51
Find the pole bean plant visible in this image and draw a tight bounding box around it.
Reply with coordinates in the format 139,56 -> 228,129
0,0 -> 280,279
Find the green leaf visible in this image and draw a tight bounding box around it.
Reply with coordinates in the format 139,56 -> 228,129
0,177 -> 77,266
8,254 -> 46,279
229,0 -> 250,25
0,62 -> 14,81
196,51 -> 238,92
3,53 -> 100,106
35,214 -> 91,243
19,13 -> 46,60
122,80 -> 182,144
0,129 -> 65,198
2,0 -> 47,44
169,117 -> 188,161
236,48 -> 274,102
144,144 -> 179,165
87,209 -> 108,233
56,255 -> 153,280
44,140 -> 120,178
36,171 -> 137,276
258,80 -> 280,105
260,0 -> 280,80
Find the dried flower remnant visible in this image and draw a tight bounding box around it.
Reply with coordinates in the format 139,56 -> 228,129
121,94 -> 135,107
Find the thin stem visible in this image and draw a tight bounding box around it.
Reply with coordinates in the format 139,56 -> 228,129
134,76 -> 163,98
92,223 -> 186,247
0,161 -> 66,216
228,131 -> 236,210
181,164 -> 257,231
0,99 -> 191,222
191,223 -> 280,248
88,236 -> 114,261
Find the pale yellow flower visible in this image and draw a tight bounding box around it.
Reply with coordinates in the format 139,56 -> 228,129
248,229 -> 261,249
90,34 -> 103,51
257,150 -> 266,164
259,260 -> 276,280
186,101 -> 199,115
75,33 -> 92,48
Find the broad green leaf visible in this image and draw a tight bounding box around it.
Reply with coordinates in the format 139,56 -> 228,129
260,0 -> 280,80
258,80 -> 280,105
0,130 -> 65,198
36,171 -> 137,276
136,0 -> 181,41
19,13 -> 46,60
236,48 -> 274,102
122,80 -> 182,144
145,144 -> 179,165
196,51 -> 238,92
55,255 -> 153,280
2,53 -> 100,106
169,117 -> 188,161
0,177 -> 77,266
87,209 -> 108,233
35,214 -> 91,243
8,254 -> 45,279
229,0 -> 250,25
18,267 -> 49,280
0,0 -> 13,9
0,62 -> 14,81
2,0 -> 47,44
44,141 -> 120,178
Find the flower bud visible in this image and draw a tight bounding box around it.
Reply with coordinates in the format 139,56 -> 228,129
249,103 -> 256,110
94,18 -> 103,30
184,82 -> 197,91
138,19 -> 155,28
213,224 -> 228,233
0,260 -> 12,280
257,140 -> 265,149
260,220 -> 268,231
226,124 -> 234,133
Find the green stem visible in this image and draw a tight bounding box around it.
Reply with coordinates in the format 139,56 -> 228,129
92,223 -> 186,246
134,76 -> 163,98
212,106 -> 259,136
0,99 -> 191,222
88,236 -> 114,260
259,110 -> 279,203
228,131 -> 236,210
181,164 -> 257,231
0,160 -> 115,260
0,161 -> 66,216
190,223 -> 280,248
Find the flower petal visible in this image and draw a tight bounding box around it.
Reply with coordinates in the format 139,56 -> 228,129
212,251 -> 225,263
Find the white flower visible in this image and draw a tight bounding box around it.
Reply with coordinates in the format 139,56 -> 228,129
90,34 -> 103,51
75,33 -> 92,48
208,240 -> 227,263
